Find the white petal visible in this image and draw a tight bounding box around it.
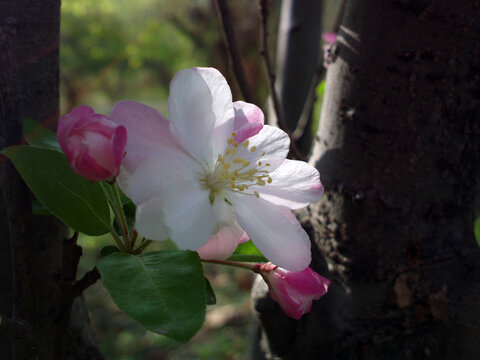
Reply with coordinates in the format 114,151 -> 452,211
233,125 -> 290,173
135,196 -> 170,241
251,159 -> 324,209
229,193 -> 311,271
168,68 -> 234,164
125,147 -> 198,205
197,68 -> 235,159
162,180 -> 215,250
197,222 -> 246,260
109,100 -> 177,173
210,197 -> 233,231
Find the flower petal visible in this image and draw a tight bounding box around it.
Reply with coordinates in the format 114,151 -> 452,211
135,196 -> 170,241
109,100 -> 176,173
251,159 -> 324,209
161,180 -> 215,250
123,146 -> 198,205
196,222 -> 246,260
233,101 -> 264,143
233,125 -> 290,173
168,67 -> 234,163
229,193 -> 311,271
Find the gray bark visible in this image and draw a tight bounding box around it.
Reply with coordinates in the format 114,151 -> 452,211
253,0 -> 480,358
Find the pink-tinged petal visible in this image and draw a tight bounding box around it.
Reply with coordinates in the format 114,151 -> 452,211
57,106 -> 126,182
261,265 -> 331,319
135,196 -> 170,241
169,68 -> 234,163
73,149 -> 112,182
229,193 -> 311,271
283,268 -> 331,297
197,223 -> 246,260
123,146 -> 198,205
233,125 -> 290,173
113,125 -> 127,171
161,180 -> 215,250
251,159 -> 324,209
322,32 -> 337,44
80,131 -> 117,173
233,101 -> 264,143
109,100 -> 177,173
69,104 -> 95,118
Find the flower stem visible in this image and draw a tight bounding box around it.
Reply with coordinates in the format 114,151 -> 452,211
100,181 -> 130,251
109,225 -> 127,252
200,258 -> 261,273
111,182 -> 130,241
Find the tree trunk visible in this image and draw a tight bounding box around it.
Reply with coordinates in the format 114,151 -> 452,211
253,0 -> 480,358
275,0 -> 322,155
0,1 -> 102,359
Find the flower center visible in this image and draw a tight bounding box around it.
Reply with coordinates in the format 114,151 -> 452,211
200,132 -> 272,204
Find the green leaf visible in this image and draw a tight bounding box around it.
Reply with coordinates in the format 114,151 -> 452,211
101,245 -> 120,257
204,277 -> 216,305
22,117 -> 61,151
1,145 -> 110,235
32,199 -> 52,216
475,216 -> 480,247
234,240 -> 263,256
98,250 -> 206,342
229,240 -> 267,262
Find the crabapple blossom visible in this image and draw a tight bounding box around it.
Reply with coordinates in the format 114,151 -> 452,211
110,67 -> 324,271
256,262 -> 331,320
57,105 -> 127,182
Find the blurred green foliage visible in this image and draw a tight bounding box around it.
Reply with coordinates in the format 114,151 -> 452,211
60,0 -> 264,115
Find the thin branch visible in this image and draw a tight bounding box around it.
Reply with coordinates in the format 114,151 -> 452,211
215,0 -> 256,103
292,66 -> 323,141
72,267 -> 101,298
258,0 -> 306,161
201,258 -> 258,271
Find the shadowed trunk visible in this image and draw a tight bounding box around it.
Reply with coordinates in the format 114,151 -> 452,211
253,0 -> 480,358
0,1 -> 102,359
275,0 -> 322,155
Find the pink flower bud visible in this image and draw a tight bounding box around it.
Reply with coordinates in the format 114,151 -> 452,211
57,105 -> 127,182
258,263 -> 331,319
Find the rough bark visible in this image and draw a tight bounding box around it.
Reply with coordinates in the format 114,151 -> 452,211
253,0 -> 480,358
0,1 -> 102,359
